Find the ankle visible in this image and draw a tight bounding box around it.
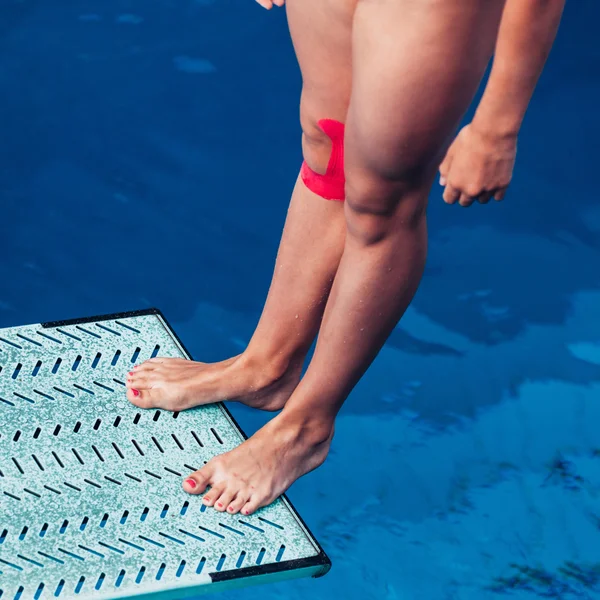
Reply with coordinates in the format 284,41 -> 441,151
278,405 -> 335,447
238,344 -> 304,382
233,349 -> 302,390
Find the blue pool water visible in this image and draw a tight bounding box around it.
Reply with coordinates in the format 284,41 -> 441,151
2,1 -> 599,598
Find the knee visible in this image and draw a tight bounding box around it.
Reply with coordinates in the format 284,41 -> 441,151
342,108 -> 443,243
301,120 -> 336,175
300,110 -> 346,201
344,168 -> 428,246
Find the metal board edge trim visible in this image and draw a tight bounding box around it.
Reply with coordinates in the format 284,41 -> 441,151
41,308 -> 161,329
97,563 -> 327,600
210,551 -> 332,582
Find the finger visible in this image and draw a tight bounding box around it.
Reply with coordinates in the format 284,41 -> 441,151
494,188 -> 507,202
255,0 -> 273,8
438,155 -> 451,184
477,191 -> 493,204
272,0 -> 285,5
458,192 -> 476,207
443,184 -> 460,204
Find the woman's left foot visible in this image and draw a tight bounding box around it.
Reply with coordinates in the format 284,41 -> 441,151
181,409 -> 333,515
125,353 -> 302,412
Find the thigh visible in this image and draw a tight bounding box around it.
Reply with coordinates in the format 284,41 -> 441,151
346,0 -> 506,206
286,0 -> 357,171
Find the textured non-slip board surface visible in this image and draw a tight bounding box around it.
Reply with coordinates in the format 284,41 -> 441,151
0,310 -> 329,599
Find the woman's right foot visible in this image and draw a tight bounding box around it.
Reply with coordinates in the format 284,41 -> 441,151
125,353 -> 302,412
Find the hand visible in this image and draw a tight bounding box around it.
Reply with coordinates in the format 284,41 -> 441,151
439,123 -> 517,207
255,0 -> 284,8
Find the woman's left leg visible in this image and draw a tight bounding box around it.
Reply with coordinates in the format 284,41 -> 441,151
183,0 -> 506,515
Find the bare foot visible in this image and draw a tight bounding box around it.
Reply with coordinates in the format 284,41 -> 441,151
125,354 -> 301,412
181,409 -> 333,515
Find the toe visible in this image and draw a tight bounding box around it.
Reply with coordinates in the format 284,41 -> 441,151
134,360 -> 157,372
143,357 -> 166,366
202,483 -> 225,507
214,487 -> 237,512
145,357 -> 185,366
183,466 -> 212,495
126,387 -> 144,407
227,491 -> 250,515
126,386 -> 156,408
126,373 -> 153,390
241,494 -> 264,516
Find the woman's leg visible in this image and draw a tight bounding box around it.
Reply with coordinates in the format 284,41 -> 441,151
126,0 -> 355,411
183,0 -> 506,515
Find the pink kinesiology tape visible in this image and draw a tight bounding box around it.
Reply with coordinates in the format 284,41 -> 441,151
300,119 -> 345,201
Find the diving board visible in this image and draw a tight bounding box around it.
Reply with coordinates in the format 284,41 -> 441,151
0,309 -> 330,599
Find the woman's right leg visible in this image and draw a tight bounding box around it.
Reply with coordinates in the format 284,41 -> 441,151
126,0 -> 356,412
181,0 -> 507,518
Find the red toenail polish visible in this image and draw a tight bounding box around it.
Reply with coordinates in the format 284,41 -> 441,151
132,389 -> 139,397
185,478 -> 196,488
217,502 -> 223,508
244,510 -> 249,515
128,371 -> 134,376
